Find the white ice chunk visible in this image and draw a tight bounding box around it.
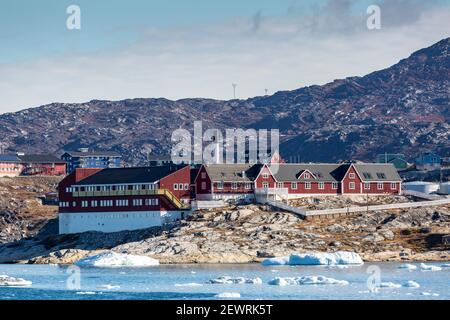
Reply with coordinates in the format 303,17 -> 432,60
208,276 -> 262,284
403,281 -> 420,288
215,292 -> 241,298
174,283 -> 203,287
379,282 -> 402,288
0,275 -> 32,287
398,263 -> 417,270
441,263 -> 450,268
262,251 -> 363,266
268,275 -> 349,286
75,251 -> 159,267
419,263 -> 442,271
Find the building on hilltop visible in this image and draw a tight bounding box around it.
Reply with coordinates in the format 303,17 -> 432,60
61,148 -> 122,173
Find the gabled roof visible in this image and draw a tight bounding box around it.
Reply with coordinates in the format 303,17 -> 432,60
353,163 -> 401,181
0,155 -> 21,162
204,163 -> 263,182
63,151 -> 121,157
74,165 -> 188,186
18,154 -> 65,164
269,164 -> 347,182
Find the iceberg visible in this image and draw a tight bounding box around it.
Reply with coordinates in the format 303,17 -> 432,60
99,284 -> 121,290
75,251 -> 159,267
379,282 -> 402,288
419,263 -> 442,271
403,281 -> 420,288
208,276 -> 262,285
262,251 -> 363,266
398,263 -> 417,270
0,275 -> 32,287
215,292 -> 241,298
268,275 -> 349,286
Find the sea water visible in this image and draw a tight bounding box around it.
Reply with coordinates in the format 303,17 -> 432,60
0,262 -> 448,300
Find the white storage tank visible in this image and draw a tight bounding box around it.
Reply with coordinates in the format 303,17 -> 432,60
403,181 -> 439,194
438,182 -> 450,195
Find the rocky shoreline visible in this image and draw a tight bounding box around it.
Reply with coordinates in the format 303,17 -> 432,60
0,199 -> 449,265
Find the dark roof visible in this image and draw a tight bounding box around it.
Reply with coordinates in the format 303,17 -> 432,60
353,163 -> 401,181
0,155 -> 21,162
269,164 -> 347,182
75,165 -> 188,185
18,154 -> 65,164
63,151 -> 121,157
204,163 -> 263,182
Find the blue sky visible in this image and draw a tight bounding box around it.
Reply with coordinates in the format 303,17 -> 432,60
0,0 -> 449,112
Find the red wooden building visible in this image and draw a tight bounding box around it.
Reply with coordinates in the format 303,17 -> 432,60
58,165 -> 191,234
18,154 -> 66,176
195,163 -> 402,202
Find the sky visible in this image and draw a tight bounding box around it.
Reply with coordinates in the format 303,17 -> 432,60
0,0 -> 449,113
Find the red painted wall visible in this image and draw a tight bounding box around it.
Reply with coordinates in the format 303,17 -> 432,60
159,165 -> 191,200
195,166 -> 212,195
22,163 -> 66,176
341,166 -> 363,194
254,165 -> 277,189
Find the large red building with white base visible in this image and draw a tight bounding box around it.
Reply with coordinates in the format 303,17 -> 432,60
58,165 -> 191,234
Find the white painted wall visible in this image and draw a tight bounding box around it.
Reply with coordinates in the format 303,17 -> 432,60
59,211 -> 163,234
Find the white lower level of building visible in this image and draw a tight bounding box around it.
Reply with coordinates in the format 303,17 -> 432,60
59,210 -> 191,234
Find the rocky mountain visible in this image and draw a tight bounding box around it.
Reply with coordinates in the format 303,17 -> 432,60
0,38 -> 449,164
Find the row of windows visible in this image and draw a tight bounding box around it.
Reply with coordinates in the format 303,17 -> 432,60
67,212 -> 159,220
173,183 -> 189,191
215,182 -> 253,190
60,198 -> 160,208
66,184 -> 158,193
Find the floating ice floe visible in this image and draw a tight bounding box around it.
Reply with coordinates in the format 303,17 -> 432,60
174,283 -> 203,287
419,263 -> 442,271
99,284 -> 121,290
441,263 -> 450,268
208,276 -> 262,285
268,275 -> 349,286
403,281 -> 420,288
75,251 -> 160,267
379,282 -> 402,288
215,292 -> 241,298
398,263 -> 417,270
262,251 -> 363,266
0,275 -> 32,287
76,291 -> 98,295
421,292 -> 439,296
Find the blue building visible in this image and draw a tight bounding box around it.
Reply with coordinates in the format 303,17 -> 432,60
61,148 -> 122,173
415,152 -> 441,171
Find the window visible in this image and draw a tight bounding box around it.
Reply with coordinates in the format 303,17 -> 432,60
91,200 -> 98,207
291,182 -> 297,190
304,173 -> 310,179
201,182 -> 206,190
390,183 -> 397,190
376,172 -> 387,179
184,183 -> 189,190
174,184 -> 178,190
262,173 -> 269,178
364,183 -> 370,190
178,183 -> 183,190
245,183 -> 252,190
319,182 -> 325,190
332,182 -> 338,189
231,182 -> 238,190
277,182 -> 284,189
133,199 -> 143,206
201,172 -> 206,179
305,182 -> 311,190
377,183 -> 384,190
349,182 -> 355,190
349,173 -> 355,179
216,182 -> 223,190
363,172 -> 372,179
262,182 -> 269,189
81,201 -> 88,208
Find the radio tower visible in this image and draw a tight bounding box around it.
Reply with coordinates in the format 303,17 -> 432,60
232,83 -> 237,99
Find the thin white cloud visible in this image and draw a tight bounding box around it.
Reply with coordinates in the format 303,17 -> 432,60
0,1 -> 449,113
